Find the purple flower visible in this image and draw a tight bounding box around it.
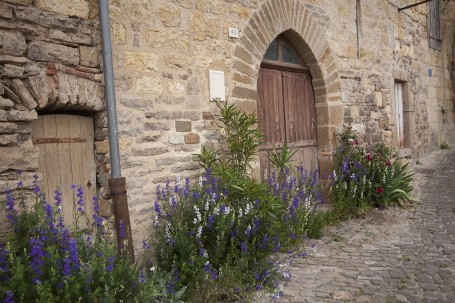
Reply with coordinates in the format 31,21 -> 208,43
260,235 -> 268,249
76,186 -> 84,214
92,197 -> 103,227
62,257 -> 71,276
207,215 -> 215,228
154,201 -> 162,218
68,239 -> 80,271
138,270 -> 146,284
241,242 -> 247,254
142,240 -> 151,251
3,290 -> 14,303
211,269 -> 217,280
253,217 -> 260,234
5,189 -> 16,224
106,256 -> 114,272
0,244 -> 9,282
119,220 -> 126,241
245,226 -> 251,238
233,287 -> 240,293
203,261 -> 210,273
29,238 -> 46,284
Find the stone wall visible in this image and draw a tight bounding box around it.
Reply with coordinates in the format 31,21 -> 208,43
107,0 -> 455,250
1,0 -> 454,252
0,0 -> 105,240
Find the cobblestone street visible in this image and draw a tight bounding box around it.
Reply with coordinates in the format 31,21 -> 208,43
264,148 -> 455,303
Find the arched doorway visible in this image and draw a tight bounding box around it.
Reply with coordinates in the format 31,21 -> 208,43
257,35 -> 318,175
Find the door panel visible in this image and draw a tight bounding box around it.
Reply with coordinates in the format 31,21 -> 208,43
258,68 -> 285,147
258,68 -> 318,177
31,114 -> 95,227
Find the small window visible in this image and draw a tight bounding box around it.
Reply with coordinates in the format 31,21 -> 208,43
429,0 -> 441,50
262,35 -> 308,69
264,39 -> 279,61
394,82 -> 404,148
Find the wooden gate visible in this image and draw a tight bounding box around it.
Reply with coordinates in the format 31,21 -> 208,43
258,68 -> 318,177
31,114 -> 95,227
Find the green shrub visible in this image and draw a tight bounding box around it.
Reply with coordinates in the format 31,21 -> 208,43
331,126 -> 414,218
153,102 -> 325,302
0,173 -> 170,303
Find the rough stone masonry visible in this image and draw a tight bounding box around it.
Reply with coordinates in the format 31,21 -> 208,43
0,0 -> 454,253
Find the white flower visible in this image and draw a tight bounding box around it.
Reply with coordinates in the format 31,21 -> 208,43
238,208 -> 243,218
199,176 -> 203,188
264,168 -> 268,180
194,205 -> 201,223
150,266 -> 156,272
283,272 -> 291,279
197,226 -> 203,238
245,203 -> 251,215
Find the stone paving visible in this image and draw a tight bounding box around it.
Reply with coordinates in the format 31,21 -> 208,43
259,148 -> 455,303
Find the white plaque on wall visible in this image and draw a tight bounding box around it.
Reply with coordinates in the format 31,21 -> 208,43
209,70 -> 225,101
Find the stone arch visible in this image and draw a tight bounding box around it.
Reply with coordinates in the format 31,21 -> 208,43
231,0 -> 343,174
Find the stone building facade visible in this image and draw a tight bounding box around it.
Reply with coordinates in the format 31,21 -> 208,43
0,0 -> 454,250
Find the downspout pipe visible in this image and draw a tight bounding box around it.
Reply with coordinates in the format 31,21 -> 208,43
98,0 -> 135,262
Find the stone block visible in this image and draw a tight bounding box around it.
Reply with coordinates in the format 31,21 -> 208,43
25,74 -> 51,109
0,7 -> 12,19
0,30 -> 26,56
125,51 -> 159,72
111,22 -> 126,45
136,76 -> 163,93
234,46 -> 253,64
175,120 -> 191,132
232,86 -> 257,100
28,41 -> 80,66
95,141 -> 109,154
80,46 -> 101,67
203,111 -> 214,120
0,97 -> 14,109
34,0 -> 89,19
0,134 -> 22,146
157,3 -> 181,27
169,133 -> 185,144
0,110 -> 6,121
184,133 -> 200,144
0,146 -> 38,173
7,109 -> 37,122
182,111 -> 200,121
233,60 -> 254,77
132,144 -> 168,156
144,121 -> 170,131
0,122 -> 17,133
9,79 -> 37,110
99,199 -> 114,218
171,162 -> 200,173
120,97 -> 153,110
1,64 -> 24,78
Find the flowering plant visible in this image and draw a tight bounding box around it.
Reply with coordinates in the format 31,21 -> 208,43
153,101 -> 324,301
0,173 -> 164,303
331,126 -> 414,217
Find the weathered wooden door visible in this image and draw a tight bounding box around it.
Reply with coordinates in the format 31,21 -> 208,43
258,35 -> 318,177
31,114 -> 95,227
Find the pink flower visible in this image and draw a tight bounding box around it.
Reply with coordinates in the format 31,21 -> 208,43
386,160 -> 391,167
367,154 -> 373,161
377,187 -> 384,194
354,140 -> 358,145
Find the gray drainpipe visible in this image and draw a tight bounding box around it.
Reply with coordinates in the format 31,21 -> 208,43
98,0 -> 134,262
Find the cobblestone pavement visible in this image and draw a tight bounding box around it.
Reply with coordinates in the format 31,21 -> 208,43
260,148 -> 455,303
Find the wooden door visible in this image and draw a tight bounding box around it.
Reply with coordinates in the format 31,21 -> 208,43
258,68 -> 318,177
31,114 -> 95,227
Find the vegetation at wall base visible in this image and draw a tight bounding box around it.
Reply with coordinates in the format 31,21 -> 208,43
330,125 -> 415,220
